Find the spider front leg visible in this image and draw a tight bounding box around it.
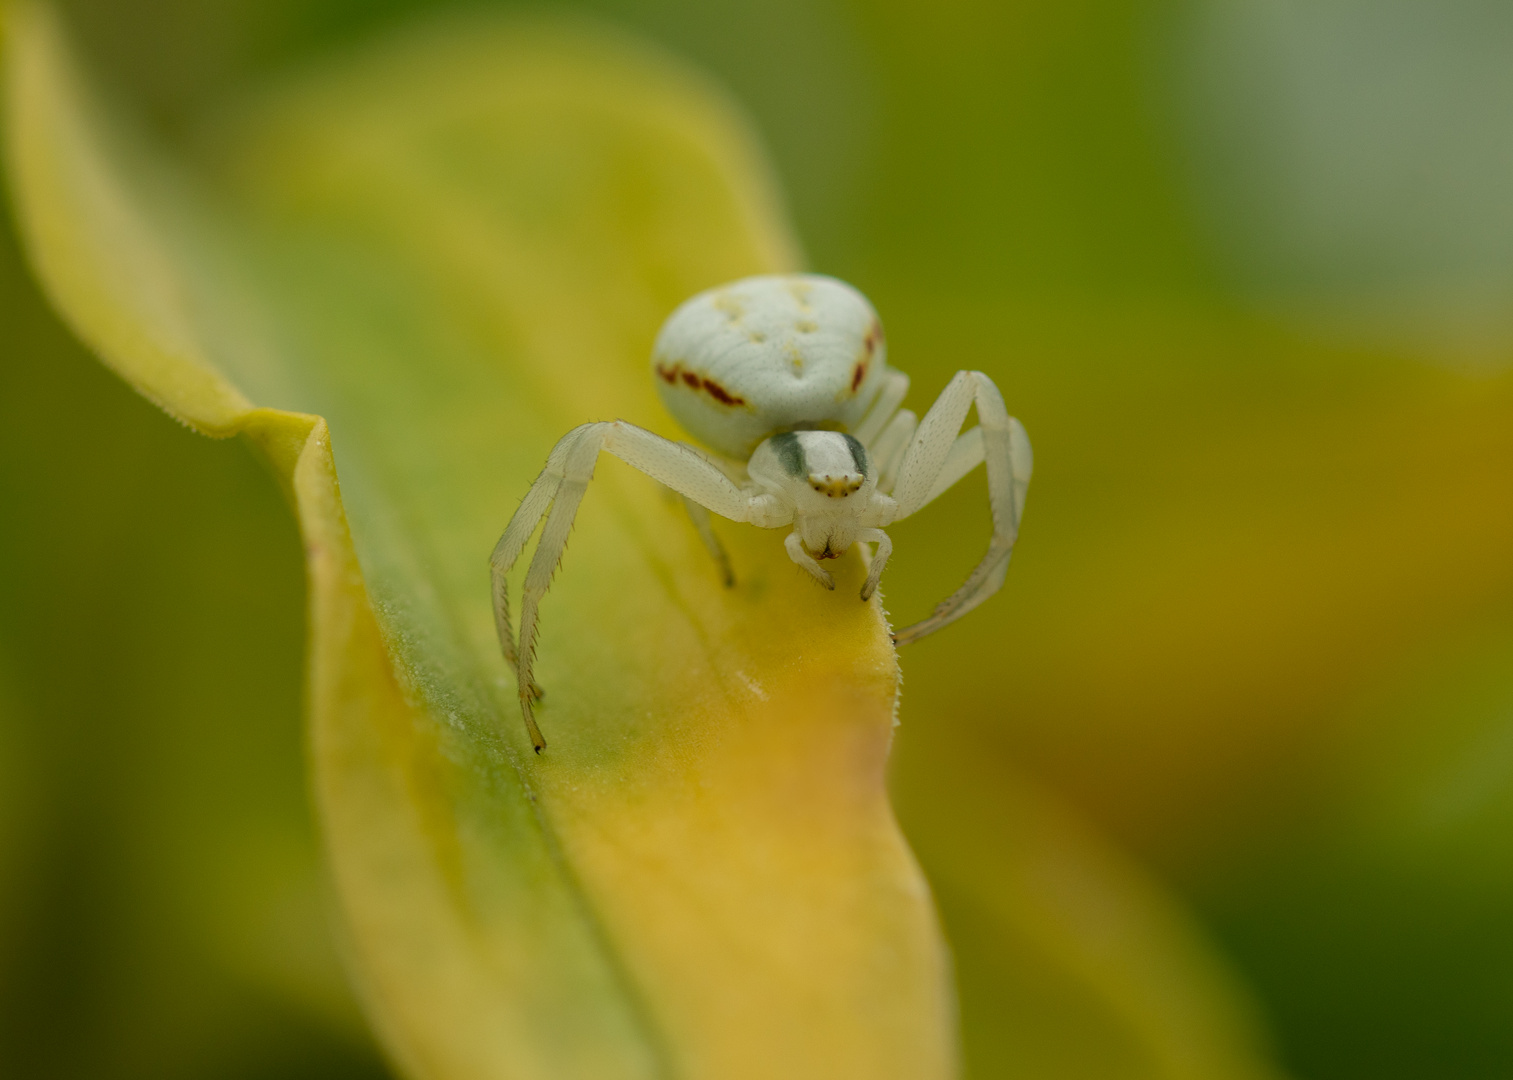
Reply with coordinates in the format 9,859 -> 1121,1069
887,370 -> 1032,646
491,420 -> 775,752
490,424 -> 591,714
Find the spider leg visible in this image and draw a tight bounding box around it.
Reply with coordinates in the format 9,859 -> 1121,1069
853,370 -> 910,446
872,408 -> 917,494
919,425 -> 985,510
888,371 -> 1032,646
492,420 -> 771,751
858,527 -> 893,601
490,424 -> 591,718
681,494 -> 734,586
785,531 -> 835,589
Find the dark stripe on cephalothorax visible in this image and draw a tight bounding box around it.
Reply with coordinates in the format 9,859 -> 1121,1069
841,433 -> 869,478
770,431 -> 806,478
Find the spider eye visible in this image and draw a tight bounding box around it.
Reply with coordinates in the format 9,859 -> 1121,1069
807,473 -> 864,498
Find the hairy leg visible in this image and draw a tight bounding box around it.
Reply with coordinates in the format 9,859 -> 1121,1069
492,420 -> 767,750
889,371 -> 1032,644
489,424 -> 591,715
919,426 -> 985,509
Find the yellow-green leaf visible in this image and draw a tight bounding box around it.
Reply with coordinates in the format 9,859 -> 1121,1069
4,4 -> 954,1077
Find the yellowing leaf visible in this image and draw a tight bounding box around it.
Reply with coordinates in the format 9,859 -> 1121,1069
4,4 -> 953,1077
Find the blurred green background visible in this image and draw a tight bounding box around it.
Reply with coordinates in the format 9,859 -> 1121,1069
3,1 -> 1511,1078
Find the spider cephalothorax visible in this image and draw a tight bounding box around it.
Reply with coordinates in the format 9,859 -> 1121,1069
492,274 -> 1032,751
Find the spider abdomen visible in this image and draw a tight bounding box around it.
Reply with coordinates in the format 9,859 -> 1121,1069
651,273 -> 889,458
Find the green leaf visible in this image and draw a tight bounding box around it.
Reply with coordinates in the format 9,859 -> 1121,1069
4,4 -> 954,1077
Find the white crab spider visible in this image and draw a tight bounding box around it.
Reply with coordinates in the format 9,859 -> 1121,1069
491,273 -> 1032,752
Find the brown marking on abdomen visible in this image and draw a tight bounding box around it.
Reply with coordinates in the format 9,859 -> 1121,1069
655,361 -> 747,407
850,359 -> 869,392
701,377 -> 745,406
